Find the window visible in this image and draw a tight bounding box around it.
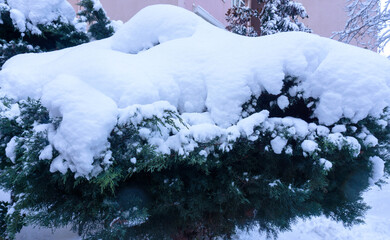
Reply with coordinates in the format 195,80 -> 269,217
232,0 -> 246,7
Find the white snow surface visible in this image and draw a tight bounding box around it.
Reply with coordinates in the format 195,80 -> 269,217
271,136 -> 287,154
43,75 -> 117,177
331,124 -> 346,133
364,134 -> 379,147
319,158 -> 332,171
277,95 -> 289,110
91,0 -> 103,11
5,136 -> 17,163
1,5 -> 390,177
301,140 -> 318,153
369,156 -> 385,185
7,0 -> 75,34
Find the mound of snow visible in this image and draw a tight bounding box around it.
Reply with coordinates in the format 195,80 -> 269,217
237,181 -> 390,240
111,5 -> 201,54
1,4 -> 390,177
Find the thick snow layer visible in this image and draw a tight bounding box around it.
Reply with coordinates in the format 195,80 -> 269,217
111,5 -> 201,54
369,156 -> 385,185
277,95 -> 289,110
301,140 -> 318,153
43,75 -> 117,177
327,133 -> 361,157
364,135 -> 379,147
5,136 -> 17,163
319,158 -> 332,171
331,124 -> 346,133
271,136 -> 287,154
0,190 -> 10,202
1,4 -> 390,177
91,0 -> 103,11
7,0 -> 75,34
237,180 -> 390,240
316,126 -> 330,136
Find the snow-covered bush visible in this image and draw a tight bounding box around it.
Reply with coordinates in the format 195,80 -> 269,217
226,0 -> 311,36
0,0 -> 117,70
77,0 -> 116,40
0,5 -> 389,240
0,0 -> 90,69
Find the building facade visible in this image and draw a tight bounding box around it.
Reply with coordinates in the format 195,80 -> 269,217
68,0 -> 349,38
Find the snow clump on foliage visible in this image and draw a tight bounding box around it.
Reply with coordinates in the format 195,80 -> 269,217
6,0 -> 75,34
0,5 -> 389,177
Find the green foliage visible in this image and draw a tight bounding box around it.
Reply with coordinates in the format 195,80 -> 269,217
0,1 -> 89,69
77,0 -> 115,40
226,0 -> 311,36
0,201 -> 9,239
0,76 -> 389,239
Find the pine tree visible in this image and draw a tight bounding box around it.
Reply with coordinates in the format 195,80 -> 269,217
226,0 -> 311,36
0,1 -> 117,238
0,3 -> 387,239
0,76 -> 388,239
226,7 -> 260,36
0,0 -> 89,69
77,0 -> 115,40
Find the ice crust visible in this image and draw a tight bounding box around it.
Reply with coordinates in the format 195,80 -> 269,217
1,5 -> 390,177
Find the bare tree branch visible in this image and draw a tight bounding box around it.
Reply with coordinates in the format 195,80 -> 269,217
332,0 -> 390,51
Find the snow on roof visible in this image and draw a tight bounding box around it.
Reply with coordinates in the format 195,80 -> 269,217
1,4 -> 389,177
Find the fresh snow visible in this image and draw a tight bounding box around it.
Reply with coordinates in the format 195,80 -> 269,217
237,180 -> 390,240
271,136 -> 287,154
39,145 -> 53,160
0,102 -> 20,119
319,158 -> 333,171
331,124 -> 346,133
42,75 -> 117,177
5,136 -> 17,163
277,95 -> 289,110
91,0 -> 103,11
368,156 -> 385,185
301,139 -> 318,153
316,126 -> 330,136
327,133 -> 361,157
0,4 -> 388,240
1,4 -> 390,178
7,0 -> 75,34
364,134 -> 379,147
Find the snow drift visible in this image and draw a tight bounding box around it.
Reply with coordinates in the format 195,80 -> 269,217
0,4 -> 390,178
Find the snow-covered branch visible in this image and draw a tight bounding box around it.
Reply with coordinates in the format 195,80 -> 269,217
332,0 -> 390,51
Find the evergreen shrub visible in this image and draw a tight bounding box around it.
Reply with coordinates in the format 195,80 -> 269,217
0,76 -> 388,239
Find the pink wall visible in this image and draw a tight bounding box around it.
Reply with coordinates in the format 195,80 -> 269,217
68,0 -> 179,22
99,0 -> 178,22
68,0 -> 230,25
299,0 -> 348,38
182,0 -> 231,25
68,0 -> 354,41
299,0 -> 375,49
